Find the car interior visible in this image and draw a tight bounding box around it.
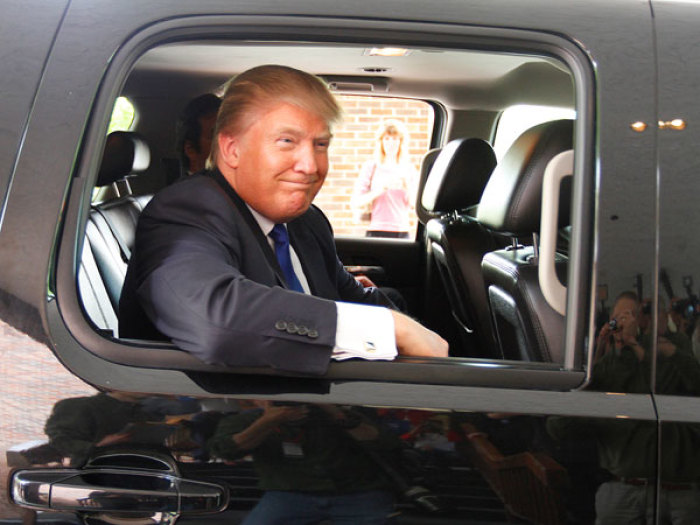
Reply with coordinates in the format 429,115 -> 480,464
72,37 -> 583,379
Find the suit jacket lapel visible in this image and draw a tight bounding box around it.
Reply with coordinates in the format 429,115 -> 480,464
209,169 -> 288,288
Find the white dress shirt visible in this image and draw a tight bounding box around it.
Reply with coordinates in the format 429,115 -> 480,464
247,206 -> 397,361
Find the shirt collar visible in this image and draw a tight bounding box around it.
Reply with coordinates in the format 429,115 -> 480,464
246,204 -> 280,237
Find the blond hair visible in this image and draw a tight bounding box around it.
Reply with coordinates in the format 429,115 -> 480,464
208,65 -> 342,167
375,119 -> 409,164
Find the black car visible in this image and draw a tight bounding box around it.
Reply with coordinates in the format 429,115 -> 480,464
2,0 -> 699,523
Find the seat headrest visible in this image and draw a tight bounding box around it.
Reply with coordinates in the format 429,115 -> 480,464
421,138 -> 496,215
96,131 -> 151,187
476,119 -> 573,236
415,147 -> 442,225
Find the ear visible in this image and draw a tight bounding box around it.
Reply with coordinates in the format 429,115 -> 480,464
217,133 -> 240,170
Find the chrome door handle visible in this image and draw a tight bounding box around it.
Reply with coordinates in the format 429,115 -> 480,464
11,468 -> 228,514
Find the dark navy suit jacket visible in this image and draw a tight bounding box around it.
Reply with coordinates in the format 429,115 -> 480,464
119,170 -> 391,375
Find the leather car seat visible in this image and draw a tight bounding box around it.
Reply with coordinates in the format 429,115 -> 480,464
415,147 -> 442,226
79,131 -> 153,335
477,119 -> 573,363
421,138 -> 502,358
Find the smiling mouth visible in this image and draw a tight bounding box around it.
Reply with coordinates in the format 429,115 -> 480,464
281,179 -> 317,187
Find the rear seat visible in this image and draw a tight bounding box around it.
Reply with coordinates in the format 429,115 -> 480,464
78,131 -> 153,336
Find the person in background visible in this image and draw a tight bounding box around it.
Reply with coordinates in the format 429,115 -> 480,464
550,291 -> 700,525
208,401 -> 400,524
44,392 -> 173,466
175,93 -> 221,176
352,119 -> 418,239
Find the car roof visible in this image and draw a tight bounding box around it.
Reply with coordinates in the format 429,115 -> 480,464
124,41 -> 574,112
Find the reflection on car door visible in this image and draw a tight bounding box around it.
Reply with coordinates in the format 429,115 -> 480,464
653,2 -> 700,523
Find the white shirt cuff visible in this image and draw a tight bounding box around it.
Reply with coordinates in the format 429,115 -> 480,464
332,302 -> 397,361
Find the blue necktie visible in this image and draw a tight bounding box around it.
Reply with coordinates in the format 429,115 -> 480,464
269,224 -> 304,293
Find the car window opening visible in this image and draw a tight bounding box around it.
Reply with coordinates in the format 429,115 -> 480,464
74,40 -> 581,377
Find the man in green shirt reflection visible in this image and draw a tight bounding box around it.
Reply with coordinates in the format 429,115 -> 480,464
549,291 -> 700,525
208,401 -> 399,524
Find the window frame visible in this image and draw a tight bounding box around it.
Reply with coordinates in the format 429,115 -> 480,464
50,15 -> 597,400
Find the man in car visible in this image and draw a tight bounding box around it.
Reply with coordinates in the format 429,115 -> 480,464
119,65 -> 448,374
175,93 -> 221,176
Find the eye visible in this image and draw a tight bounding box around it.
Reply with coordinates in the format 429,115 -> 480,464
315,139 -> 330,150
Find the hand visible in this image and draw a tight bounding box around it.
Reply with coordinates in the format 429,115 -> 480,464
95,432 -> 132,447
391,311 -> 449,358
614,309 -> 638,346
355,274 -> 376,288
260,402 -> 309,424
597,321 -> 613,345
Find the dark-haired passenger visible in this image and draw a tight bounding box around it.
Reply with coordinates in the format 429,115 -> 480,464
175,93 -> 221,176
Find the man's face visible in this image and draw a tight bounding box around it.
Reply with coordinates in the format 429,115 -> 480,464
217,102 -> 331,223
610,297 -> 638,342
185,112 -> 217,173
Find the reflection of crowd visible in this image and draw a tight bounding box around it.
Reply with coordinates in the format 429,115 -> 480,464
208,401 -> 402,524
590,292 -> 700,394
44,392 -> 202,466
549,291 -> 700,525
39,395 -> 460,522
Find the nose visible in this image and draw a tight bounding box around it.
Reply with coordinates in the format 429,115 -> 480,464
294,142 -> 319,174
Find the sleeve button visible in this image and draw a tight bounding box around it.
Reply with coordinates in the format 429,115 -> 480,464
297,326 -> 309,336
307,329 -> 319,339
275,320 -> 287,331
286,322 -> 298,334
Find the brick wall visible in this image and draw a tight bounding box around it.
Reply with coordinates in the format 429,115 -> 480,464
315,95 -> 434,236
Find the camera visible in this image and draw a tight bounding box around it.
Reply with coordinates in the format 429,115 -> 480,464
608,318 -> 619,331
672,297 -> 698,321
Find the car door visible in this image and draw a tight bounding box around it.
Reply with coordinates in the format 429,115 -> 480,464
651,1 -> 700,522
0,1 -> 70,209
0,1 -> 662,524
0,0 -> 70,334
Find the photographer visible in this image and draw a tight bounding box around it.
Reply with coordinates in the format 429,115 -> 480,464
591,291 -> 698,395
549,291 -> 700,524
207,401 -> 400,524
593,291 -> 645,366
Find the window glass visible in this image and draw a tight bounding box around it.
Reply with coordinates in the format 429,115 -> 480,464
493,104 -> 575,161
107,96 -> 136,133
314,95 -> 434,238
